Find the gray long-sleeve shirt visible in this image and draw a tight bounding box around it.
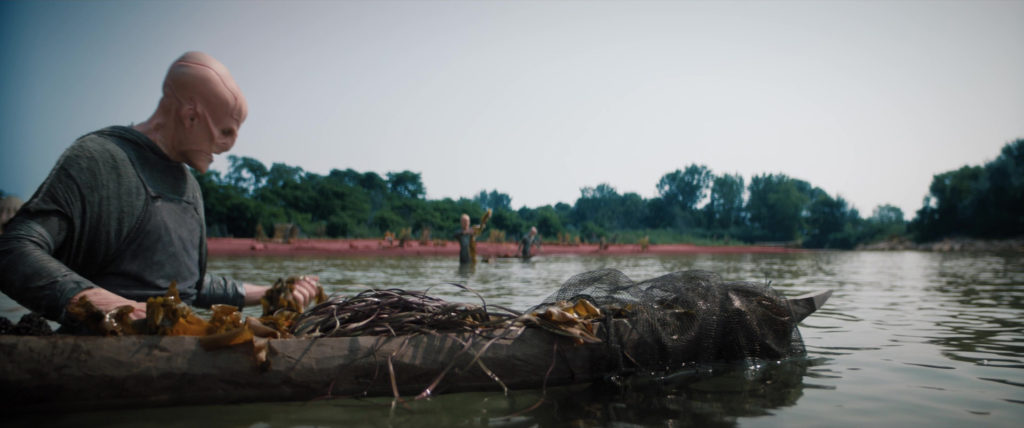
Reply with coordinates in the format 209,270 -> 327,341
0,126 -> 244,325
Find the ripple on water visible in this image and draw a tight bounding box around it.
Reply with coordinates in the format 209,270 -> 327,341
4,251 -> 1007,428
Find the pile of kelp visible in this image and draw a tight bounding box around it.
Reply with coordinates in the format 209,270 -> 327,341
65,276 -> 326,348
63,277 -> 609,348
291,287 -> 517,338
291,285 -> 605,344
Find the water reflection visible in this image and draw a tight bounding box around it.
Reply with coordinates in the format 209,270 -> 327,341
530,361 -> 810,428
455,262 -> 475,277
202,251 -> 1024,425
920,254 -> 1024,369
11,360 -> 811,428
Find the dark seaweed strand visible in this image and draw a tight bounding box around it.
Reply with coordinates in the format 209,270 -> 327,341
425,282 -> 490,319
290,288 -> 521,338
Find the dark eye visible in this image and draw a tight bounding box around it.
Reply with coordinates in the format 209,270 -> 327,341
221,128 -> 235,138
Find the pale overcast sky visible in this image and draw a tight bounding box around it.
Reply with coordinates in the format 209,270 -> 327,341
2,1 -> 1022,218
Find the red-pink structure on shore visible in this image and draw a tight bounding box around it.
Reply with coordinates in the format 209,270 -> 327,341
207,238 -> 806,257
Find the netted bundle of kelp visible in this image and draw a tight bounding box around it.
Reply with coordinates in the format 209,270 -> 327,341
290,286 -> 521,338
289,268 -> 821,371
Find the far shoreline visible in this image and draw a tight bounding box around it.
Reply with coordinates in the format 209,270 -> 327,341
207,237 -> 809,257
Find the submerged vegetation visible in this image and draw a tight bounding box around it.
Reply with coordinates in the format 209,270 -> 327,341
188,139 -> 1023,249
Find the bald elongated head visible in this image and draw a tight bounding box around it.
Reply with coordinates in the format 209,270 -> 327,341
141,51 -> 247,172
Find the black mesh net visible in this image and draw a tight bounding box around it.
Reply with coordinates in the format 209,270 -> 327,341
530,268 -> 806,371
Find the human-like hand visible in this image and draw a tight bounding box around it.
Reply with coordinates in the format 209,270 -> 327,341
69,288 -> 147,320
290,275 -> 322,308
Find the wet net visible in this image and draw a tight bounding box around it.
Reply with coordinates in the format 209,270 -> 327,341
285,268 -> 813,374
529,268 -> 806,371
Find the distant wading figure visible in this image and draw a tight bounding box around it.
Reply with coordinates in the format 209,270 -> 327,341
454,210 -> 491,264
518,226 -> 541,259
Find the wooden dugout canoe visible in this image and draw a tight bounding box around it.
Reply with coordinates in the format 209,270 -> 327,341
1,322 -> 623,412
0,290 -> 830,412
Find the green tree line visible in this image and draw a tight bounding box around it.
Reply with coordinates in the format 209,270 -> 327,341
192,139 -> 1022,249
910,138 -> 1024,241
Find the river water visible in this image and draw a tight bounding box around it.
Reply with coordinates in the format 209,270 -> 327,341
8,251 -> 1024,427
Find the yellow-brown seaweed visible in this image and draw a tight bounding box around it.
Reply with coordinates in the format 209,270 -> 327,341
523,298 -> 604,344
66,296 -> 142,336
258,276 -> 327,334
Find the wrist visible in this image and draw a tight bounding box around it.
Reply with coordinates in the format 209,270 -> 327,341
243,284 -> 269,306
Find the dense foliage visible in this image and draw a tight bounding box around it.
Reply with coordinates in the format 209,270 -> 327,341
193,140 -> 1022,249
910,139 -> 1024,241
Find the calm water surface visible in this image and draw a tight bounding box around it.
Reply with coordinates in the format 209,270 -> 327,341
9,251 -> 1024,427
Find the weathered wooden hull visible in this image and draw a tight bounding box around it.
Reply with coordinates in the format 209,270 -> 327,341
0,290 -> 830,412
0,324 -> 618,412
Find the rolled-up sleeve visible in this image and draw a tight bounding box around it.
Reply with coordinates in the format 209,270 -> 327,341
194,273 -> 246,309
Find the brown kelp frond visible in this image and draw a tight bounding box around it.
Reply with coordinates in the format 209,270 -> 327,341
425,281 -> 490,317
503,341 -> 559,418
146,282 -> 208,336
290,285 -> 613,349
67,277 -> 326,354
259,276 -> 328,335
416,336 -> 476,400
261,276 -> 327,315
66,296 -> 142,336
514,298 -> 606,344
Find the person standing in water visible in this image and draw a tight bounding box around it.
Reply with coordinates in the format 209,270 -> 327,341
454,210 -> 490,264
518,226 -> 542,259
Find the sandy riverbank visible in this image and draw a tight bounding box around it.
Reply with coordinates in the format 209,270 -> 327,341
207,237 -> 808,257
